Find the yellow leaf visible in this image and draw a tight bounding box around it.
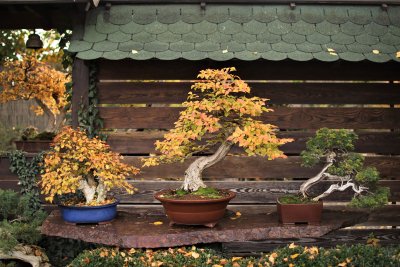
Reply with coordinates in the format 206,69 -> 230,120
152,221 -> 163,225
338,262 -> 347,267
269,252 -> 278,264
232,257 -> 242,261
235,211 -> 242,216
212,265 -> 223,267
290,253 -> 299,259
191,252 -> 200,259
289,243 -> 298,249
120,252 -> 126,257
289,264 -> 295,267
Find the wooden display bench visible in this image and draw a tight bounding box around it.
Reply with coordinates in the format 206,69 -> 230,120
41,207 -> 368,248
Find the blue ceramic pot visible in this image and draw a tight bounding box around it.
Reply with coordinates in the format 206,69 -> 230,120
59,200 -> 119,224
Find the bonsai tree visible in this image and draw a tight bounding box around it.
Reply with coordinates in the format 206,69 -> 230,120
0,54 -> 70,132
299,128 -> 389,208
144,67 -> 293,192
0,189 -> 50,267
41,126 -> 139,205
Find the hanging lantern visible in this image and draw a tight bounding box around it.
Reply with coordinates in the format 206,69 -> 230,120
26,33 -> 43,49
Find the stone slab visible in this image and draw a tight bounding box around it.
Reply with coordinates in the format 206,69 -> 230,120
41,208 -> 368,248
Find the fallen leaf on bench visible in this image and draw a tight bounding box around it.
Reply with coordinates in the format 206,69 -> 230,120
230,211 -> 242,220
152,221 -> 163,225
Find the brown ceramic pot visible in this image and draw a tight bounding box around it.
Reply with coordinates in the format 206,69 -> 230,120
154,189 -> 236,227
15,140 -> 52,153
277,198 -> 323,225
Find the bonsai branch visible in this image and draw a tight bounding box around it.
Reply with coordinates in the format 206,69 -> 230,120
299,152 -> 336,197
182,142 -> 233,191
313,181 -> 369,201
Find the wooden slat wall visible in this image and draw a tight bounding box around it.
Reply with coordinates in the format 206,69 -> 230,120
97,60 -> 399,182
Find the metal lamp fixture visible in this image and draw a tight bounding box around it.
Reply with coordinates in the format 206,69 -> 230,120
26,32 -> 43,49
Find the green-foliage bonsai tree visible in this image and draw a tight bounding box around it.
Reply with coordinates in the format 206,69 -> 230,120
144,67 -> 292,193
298,128 -> 389,208
0,189 -> 50,266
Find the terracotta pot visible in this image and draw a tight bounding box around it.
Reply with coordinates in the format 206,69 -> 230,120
155,189 -> 236,227
15,140 -> 52,153
277,198 -> 323,225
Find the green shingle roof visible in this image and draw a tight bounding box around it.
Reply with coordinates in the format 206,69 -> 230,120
69,5 -> 400,62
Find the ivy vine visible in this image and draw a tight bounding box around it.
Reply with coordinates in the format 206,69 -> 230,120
78,62 -> 105,140
8,150 -> 44,212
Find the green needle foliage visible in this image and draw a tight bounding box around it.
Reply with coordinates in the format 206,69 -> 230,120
300,128 -> 389,208
0,189 -> 46,254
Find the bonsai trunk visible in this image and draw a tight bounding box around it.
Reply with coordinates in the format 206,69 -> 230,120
299,152 -> 335,198
182,142 -> 232,191
35,100 -> 65,132
79,174 -> 97,204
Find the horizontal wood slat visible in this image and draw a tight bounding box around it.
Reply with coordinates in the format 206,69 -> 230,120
98,60 -> 400,81
0,158 -> 17,180
99,107 -> 400,130
0,180 -> 20,191
115,180 -> 400,204
124,156 -> 400,179
98,82 -> 400,105
107,131 -> 400,155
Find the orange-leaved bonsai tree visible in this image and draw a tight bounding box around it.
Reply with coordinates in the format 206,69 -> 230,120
41,126 -> 139,223
145,67 -> 292,192
0,54 -> 69,132
143,68 -> 292,226
40,127 -> 139,223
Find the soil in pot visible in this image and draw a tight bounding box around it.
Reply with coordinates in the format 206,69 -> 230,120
277,195 -> 323,225
155,188 -> 236,227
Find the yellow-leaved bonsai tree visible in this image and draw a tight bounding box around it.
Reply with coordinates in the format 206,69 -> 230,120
0,54 -> 69,132
41,126 -> 139,205
144,67 -> 293,194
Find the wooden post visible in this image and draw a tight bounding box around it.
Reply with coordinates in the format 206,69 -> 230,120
71,58 -> 89,128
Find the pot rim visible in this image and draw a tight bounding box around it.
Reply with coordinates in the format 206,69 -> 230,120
58,199 -> 119,209
155,189 -> 236,204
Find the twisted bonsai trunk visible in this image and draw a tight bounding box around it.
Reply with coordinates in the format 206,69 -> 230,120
299,152 -> 335,198
299,151 -> 369,201
79,173 -> 97,204
182,142 -> 233,191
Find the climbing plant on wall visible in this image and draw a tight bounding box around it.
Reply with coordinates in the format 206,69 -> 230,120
78,62 -> 105,139
8,150 -> 44,212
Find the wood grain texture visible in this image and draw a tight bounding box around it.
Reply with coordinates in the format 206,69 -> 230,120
98,82 -> 400,105
99,107 -> 400,130
98,60 -> 400,81
114,180 -> 400,204
125,155 -> 400,179
106,131 -> 400,155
